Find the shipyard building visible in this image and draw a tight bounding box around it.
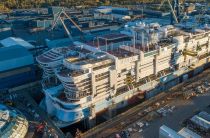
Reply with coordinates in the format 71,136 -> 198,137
0,45 -> 35,90
0,19 -> 12,40
159,125 -> 202,138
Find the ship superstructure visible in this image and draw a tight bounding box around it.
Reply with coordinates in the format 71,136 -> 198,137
0,104 -> 28,138
37,22 -> 210,127
36,46 -> 76,78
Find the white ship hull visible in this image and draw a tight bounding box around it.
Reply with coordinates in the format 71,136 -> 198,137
40,65 -> 209,128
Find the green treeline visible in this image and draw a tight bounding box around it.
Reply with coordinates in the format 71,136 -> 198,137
0,0 -> 163,11
0,0 -> 207,12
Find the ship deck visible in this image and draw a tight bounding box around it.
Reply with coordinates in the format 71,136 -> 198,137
57,67 -> 84,77
86,33 -> 131,48
36,46 -> 75,63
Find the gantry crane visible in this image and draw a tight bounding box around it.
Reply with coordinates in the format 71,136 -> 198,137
50,8 -> 84,41
182,0 -> 208,61
158,0 -> 179,24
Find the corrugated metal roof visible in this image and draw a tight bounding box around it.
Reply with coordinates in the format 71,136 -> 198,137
178,127 -> 201,138
0,46 -> 34,72
159,125 -> 184,138
190,112 -> 210,130
0,37 -> 34,49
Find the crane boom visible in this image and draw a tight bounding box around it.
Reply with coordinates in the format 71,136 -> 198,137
158,0 -> 179,24
158,0 -> 167,9
62,11 -> 83,32
59,16 -> 73,40
50,10 -> 63,30
50,8 -> 84,40
167,0 -> 178,23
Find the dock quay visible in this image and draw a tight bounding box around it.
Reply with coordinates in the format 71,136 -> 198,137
81,68 -> 210,138
0,82 -> 72,138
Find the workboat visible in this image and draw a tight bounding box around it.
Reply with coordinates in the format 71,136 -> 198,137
37,22 -> 210,127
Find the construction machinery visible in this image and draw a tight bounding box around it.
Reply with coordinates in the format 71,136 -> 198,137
126,75 -> 134,85
158,0 -> 180,24
183,49 -> 198,57
50,8 -> 84,41
182,48 -> 198,62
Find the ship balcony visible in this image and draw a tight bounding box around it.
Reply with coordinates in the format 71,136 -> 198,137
45,97 -> 85,123
56,72 -> 73,83
93,65 -> 111,74
43,66 -> 54,72
57,91 -> 81,102
48,60 -> 63,68
51,88 -> 92,106
42,69 -> 53,78
38,59 -> 62,70
144,50 -> 158,57
36,54 -> 55,65
45,86 -> 82,106
51,105 -> 84,124
41,77 -> 61,90
63,59 -> 91,70
62,84 -> 79,92
40,66 -> 58,78
56,66 -> 90,82
198,53 -> 210,60
38,62 -> 49,69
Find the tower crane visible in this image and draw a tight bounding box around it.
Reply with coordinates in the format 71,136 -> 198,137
50,8 -> 84,41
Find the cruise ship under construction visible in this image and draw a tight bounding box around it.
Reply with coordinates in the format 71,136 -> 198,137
36,22 -> 210,128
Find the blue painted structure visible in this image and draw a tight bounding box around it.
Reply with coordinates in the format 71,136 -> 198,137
48,6 -> 63,17
0,46 -> 35,89
0,65 -> 35,89
112,9 -> 129,15
0,46 -> 34,71
0,19 -> 12,40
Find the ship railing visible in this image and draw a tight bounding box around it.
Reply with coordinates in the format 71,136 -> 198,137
193,33 -> 207,40
64,89 -> 90,100
63,60 -> 80,70
41,76 -> 60,90
48,60 -> 63,68
99,41 -> 132,51
165,44 -> 176,50
198,53 -> 210,60
139,80 -> 159,91
54,67 -> 73,82
144,50 -> 158,57
112,41 -> 132,47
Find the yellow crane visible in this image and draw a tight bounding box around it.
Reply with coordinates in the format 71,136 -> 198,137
183,49 -> 198,57
182,48 -> 198,61
125,74 -> 134,85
